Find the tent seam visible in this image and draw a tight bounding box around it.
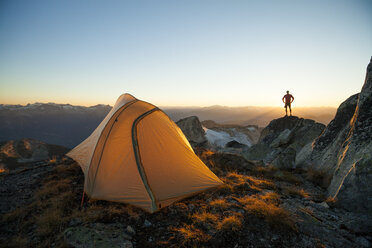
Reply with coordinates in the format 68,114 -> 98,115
132,107 -> 159,212
90,99 -> 138,194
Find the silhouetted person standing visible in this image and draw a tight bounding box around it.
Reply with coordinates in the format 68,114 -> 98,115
282,90 -> 294,116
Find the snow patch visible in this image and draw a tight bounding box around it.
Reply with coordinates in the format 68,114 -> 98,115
247,126 -> 257,132
203,127 -> 252,148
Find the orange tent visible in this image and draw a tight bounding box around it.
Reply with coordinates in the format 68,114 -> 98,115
67,94 -> 222,212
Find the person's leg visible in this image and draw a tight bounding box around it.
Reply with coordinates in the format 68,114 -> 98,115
285,105 -> 288,116
289,104 -> 292,116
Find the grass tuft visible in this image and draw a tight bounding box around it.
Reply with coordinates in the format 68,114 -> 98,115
175,224 -> 211,245
236,192 -> 296,231
283,186 -> 310,198
192,211 -> 218,224
217,214 -> 243,232
209,199 -> 230,210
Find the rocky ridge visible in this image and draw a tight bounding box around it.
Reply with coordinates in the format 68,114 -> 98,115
243,116 -> 325,169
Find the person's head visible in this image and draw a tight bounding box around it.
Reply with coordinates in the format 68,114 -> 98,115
286,90 -> 289,94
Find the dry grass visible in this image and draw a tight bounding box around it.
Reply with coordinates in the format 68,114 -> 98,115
325,196 -> 337,208
175,224 -> 211,245
32,166 -> 80,238
209,199 -> 230,209
223,172 -> 275,193
253,165 -> 278,176
192,211 -> 218,223
283,186 -> 310,198
81,202 -> 143,223
191,211 -> 218,231
246,176 -> 275,190
4,235 -> 29,247
217,183 -> 234,194
35,179 -> 72,200
81,204 -> 107,222
217,214 -> 243,231
48,156 -> 57,164
235,192 -> 296,231
1,162 -> 84,246
2,206 -> 30,224
36,208 -> 66,237
259,191 -> 281,202
226,172 -> 246,184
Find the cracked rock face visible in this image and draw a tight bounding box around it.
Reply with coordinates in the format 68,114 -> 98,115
309,93 -> 359,173
310,57 -> 372,212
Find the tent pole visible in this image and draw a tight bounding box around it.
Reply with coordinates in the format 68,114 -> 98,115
80,191 -> 85,208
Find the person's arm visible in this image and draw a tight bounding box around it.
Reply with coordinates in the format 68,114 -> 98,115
282,96 -> 285,103
291,95 -> 294,103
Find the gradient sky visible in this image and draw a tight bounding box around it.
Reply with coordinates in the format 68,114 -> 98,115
0,0 -> 371,107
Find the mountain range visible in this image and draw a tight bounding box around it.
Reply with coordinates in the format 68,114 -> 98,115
0,102 -> 335,148
0,103 -> 111,148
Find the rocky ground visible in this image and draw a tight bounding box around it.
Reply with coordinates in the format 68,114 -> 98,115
1,151 -> 371,248
0,160 -> 57,214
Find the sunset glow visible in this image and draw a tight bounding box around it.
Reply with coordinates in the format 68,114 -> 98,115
0,0 -> 371,107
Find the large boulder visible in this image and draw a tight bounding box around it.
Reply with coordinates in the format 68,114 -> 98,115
176,116 -> 208,147
310,57 -> 372,212
242,143 -> 272,162
243,116 -> 325,168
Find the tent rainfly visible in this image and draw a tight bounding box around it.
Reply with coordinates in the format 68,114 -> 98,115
67,93 -> 223,213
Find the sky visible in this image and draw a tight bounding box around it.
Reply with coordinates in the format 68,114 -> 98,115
0,0 -> 371,107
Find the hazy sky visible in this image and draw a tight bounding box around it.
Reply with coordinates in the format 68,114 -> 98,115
0,0 -> 371,107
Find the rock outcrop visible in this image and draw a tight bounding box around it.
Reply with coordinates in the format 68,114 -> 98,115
309,57 -> 372,212
0,138 -> 69,171
243,116 -> 325,169
176,116 -> 208,147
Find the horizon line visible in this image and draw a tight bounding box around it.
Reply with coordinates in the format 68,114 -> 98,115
0,101 -> 338,109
